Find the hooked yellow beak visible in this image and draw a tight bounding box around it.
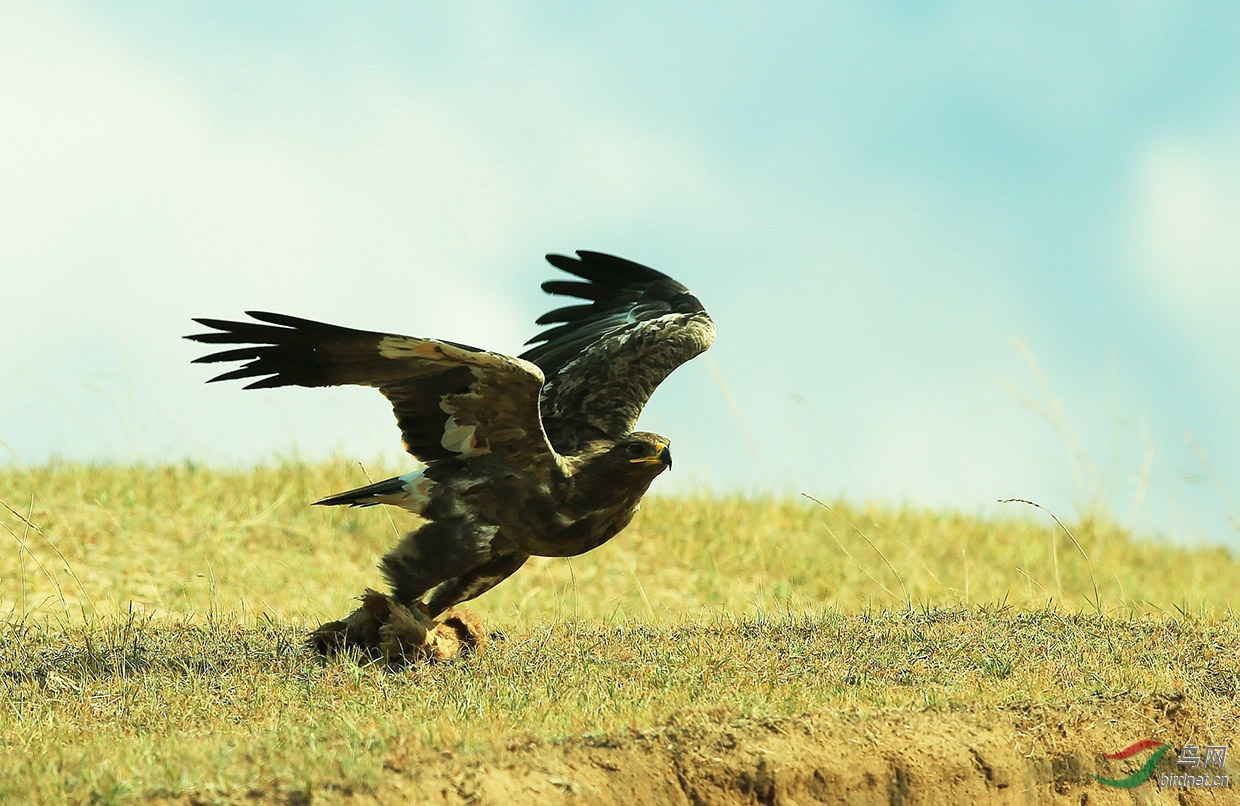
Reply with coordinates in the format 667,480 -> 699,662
659,444 -> 672,469
631,444 -> 672,469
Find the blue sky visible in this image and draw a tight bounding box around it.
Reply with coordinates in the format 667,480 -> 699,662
2,2 -> 1238,547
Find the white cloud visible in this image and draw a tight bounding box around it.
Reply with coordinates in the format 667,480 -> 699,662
0,3 -> 748,467
1134,132 -> 1240,338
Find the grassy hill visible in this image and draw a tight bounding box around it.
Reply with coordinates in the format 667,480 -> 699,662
2,462 -> 1237,804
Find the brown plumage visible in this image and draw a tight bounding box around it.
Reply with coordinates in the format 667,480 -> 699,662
186,250 -> 714,656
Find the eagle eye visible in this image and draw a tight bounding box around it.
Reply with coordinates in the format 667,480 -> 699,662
624,442 -> 649,458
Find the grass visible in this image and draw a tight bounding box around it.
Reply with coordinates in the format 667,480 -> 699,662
1,461 -> 1238,803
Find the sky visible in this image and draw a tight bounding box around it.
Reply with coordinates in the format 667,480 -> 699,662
2,2 -> 1239,547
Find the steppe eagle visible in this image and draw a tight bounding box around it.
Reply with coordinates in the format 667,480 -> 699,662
187,250 -> 714,655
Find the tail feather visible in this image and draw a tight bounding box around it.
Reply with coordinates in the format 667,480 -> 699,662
315,476 -> 410,508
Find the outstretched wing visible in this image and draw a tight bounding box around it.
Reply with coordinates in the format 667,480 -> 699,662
520,251 -> 715,440
187,312 -> 558,467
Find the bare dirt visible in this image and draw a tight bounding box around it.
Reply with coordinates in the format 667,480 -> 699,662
214,693 -> 1235,805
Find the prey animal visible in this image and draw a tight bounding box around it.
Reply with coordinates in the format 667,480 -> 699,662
187,251 -> 714,653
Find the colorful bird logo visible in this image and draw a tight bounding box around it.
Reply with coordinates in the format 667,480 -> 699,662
1091,740 -> 1171,788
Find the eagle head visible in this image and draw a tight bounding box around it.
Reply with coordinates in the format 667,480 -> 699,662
613,432 -> 672,473
556,431 -> 673,531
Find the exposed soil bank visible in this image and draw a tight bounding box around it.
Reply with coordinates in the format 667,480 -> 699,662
211,693 -> 1236,805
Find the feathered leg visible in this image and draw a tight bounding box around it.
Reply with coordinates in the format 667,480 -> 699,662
423,549 -> 530,617
380,517 -> 501,607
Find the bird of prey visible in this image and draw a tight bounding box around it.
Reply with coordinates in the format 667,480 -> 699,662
187,250 -> 714,653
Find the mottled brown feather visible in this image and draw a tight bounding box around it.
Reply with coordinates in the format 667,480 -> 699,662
522,251 -> 715,443
188,313 -> 555,467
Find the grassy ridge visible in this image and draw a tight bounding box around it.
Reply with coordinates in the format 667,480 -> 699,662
1,462 -> 1238,803
3,461 -> 1236,624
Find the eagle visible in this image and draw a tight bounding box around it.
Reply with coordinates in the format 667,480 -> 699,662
187,250 -> 714,656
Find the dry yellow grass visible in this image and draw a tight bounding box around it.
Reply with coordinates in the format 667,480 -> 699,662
1,462 -> 1238,804
4,461 -> 1236,625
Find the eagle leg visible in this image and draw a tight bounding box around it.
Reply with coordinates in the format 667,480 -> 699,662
423,550 -> 530,617
379,518 -> 502,608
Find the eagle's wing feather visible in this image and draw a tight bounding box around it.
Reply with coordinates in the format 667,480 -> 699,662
187,312 -> 556,466
521,251 -> 715,439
